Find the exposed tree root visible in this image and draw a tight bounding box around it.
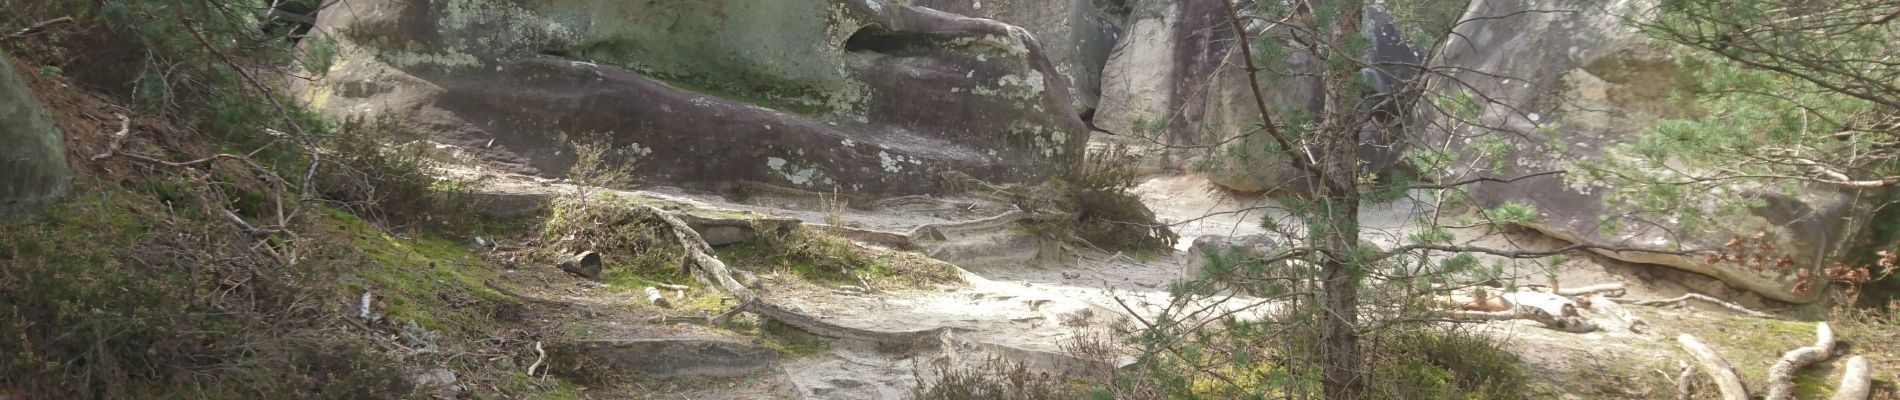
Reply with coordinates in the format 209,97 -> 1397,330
1832,356 -> 1872,400
1613,293 -> 1774,318
633,203 -> 953,350
1766,322 -> 1833,400
1677,333 -> 1750,400
1678,322 -> 1876,400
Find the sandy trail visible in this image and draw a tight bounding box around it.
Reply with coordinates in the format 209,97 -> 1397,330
464,164 -> 1785,399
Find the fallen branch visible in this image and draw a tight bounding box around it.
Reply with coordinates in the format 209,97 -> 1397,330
1589,294 -> 1647,333
1,16 -> 73,41
1446,307 -> 1597,333
1614,293 -> 1773,318
527,341 -> 546,377
90,114 -> 131,161
1677,333 -> 1749,400
1766,322 -> 1834,400
1530,283 -> 1626,297
1831,355 -> 1871,400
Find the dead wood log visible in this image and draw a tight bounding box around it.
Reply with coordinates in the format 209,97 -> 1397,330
1440,291 -> 1595,332
558,251 -> 602,280
1766,322 -> 1834,400
1678,333 -> 1750,400
1505,292 -> 1579,318
645,287 -> 670,307
1614,293 -> 1774,318
1831,355 -> 1872,400
1589,294 -> 1648,333
1,16 -> 73,41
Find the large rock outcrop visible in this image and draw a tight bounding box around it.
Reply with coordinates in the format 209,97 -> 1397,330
1425,0 -> 1869,303
0,52 -> 70,213
1092,2 -> 1418,193
912,0 -> 1128,112
300,0 -> 1087,195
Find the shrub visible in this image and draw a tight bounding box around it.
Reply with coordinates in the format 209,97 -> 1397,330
1054,144 -> 1177,253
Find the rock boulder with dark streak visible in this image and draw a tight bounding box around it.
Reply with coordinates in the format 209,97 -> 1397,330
0,52 -> 70,214
1423,0 -> 1869,303
1093,2 -> 1420,194
300,0 -> 1087,196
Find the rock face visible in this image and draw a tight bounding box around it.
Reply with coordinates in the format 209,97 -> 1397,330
912,0 -> 1128,112
0,52 -> 70,213
302,0 -> 1087,196
1092,2 -> 1418,193
1425,0 -> 1865,303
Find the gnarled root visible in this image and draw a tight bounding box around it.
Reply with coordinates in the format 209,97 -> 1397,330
1766,322 -> 1834,400
1832,355 -> 1872,400
635,204 -> 948,350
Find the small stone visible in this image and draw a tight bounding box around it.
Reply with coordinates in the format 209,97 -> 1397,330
413,368 -> 460,398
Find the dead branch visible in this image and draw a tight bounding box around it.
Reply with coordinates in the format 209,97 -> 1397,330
1,16 -> 73,41
527,341 -> 546,377
1613,293 -> 1774,318
1677,333 -> 1749,400
1831,355 -> 1872,400
90,114 -> 131,161
1766,322 -> 1834,400
1589,294 -> 1647,333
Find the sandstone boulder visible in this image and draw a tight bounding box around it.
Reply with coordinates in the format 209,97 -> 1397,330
0,52 -> 70,214
301,0 -> 1087,196
912,0 -> 1128,112
1424,0 -> 1868,303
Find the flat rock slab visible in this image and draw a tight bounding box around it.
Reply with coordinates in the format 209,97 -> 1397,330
562,338 -> 780,378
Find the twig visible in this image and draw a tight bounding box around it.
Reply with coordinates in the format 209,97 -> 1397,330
0,16 -> 73,41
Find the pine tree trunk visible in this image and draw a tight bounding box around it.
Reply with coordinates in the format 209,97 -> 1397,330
1318,2 -> 1366,397
1319,199 -> 1364,399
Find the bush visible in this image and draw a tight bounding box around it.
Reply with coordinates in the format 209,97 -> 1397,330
315,116 -> 476,230
1056,145 -> 1177,253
